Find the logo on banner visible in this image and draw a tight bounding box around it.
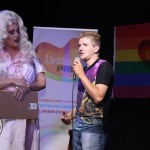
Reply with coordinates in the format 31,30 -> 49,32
35,38 -> 79,82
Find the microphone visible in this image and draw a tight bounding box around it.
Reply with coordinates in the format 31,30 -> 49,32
73,57 -> 80,80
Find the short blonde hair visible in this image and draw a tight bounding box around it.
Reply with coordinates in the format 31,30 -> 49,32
79,31 -> 101,48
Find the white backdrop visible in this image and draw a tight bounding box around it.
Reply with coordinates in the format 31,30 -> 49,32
33,27 -> 98,150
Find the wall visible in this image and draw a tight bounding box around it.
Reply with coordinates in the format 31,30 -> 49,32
106,99 -> 150,150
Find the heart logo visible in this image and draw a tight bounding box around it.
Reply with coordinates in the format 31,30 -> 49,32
35,38 -> 79,82
138,40 -> 150,65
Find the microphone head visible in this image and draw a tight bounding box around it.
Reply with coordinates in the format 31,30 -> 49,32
73,57 -> 80,80
74,57 -> 80,61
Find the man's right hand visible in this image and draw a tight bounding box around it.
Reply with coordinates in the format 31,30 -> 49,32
61,111 -> 71,125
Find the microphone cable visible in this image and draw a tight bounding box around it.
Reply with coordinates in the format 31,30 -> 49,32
0,116 -> 3,135
71,77 -> 78,136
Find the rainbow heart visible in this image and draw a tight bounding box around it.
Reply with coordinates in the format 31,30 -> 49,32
138,40 -> 150,65
35,38 -> 79,82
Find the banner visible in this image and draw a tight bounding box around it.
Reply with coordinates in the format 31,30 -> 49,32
33,27 -> 98,150
113,23 -> 150,98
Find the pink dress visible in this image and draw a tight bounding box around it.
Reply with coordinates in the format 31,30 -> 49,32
0,50 -> 45,150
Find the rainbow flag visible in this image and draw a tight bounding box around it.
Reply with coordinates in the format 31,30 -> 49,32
113,23 -> 150,98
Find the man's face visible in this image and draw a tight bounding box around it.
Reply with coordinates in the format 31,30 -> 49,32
78,37 -> 96,61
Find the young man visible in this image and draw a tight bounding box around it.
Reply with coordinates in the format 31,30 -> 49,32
61,31 -> 114,150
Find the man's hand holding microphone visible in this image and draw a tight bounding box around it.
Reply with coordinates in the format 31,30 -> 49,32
72,57 -> 84,80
